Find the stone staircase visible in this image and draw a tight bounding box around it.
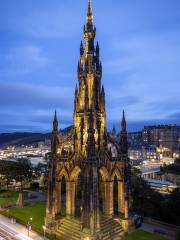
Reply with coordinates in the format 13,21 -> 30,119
56,218 -> 88,240
56,216 -> 124,240
100,216 -> 124,240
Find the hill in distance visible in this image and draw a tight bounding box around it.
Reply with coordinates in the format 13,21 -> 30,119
0,126 -> 72,147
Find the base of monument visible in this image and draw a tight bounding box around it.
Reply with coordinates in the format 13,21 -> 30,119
45,215 -> 125,240
114,217 -> 134,233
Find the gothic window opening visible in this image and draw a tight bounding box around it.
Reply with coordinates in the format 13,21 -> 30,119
113,175 -> 118,215
61,176 -> 66,216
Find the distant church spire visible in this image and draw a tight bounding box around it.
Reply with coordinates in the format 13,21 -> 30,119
112,124 -> 116,136
121,110 -> 126,132
120,110 -> 128,155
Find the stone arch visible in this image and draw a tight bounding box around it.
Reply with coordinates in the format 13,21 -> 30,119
70,166 -> 83,217
55,167 -> 69,217
110,168 -> 124,215
99,166 -> 109,181
58,167 -> 70,181
98,167 -> 110,214
110,168 -> 122,181
70,166 -> 81,181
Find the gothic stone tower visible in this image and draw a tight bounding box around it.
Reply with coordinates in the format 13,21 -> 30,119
74,0 -> 106,156
45,1 -> 132,239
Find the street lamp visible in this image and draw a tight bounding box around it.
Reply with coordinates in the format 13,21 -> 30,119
27,217 -> 32,237
42,225 -> 46,240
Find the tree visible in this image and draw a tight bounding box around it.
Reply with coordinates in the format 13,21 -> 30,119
131,169 -> 180,226
0,158 -> 33,191
34,162 -> 48,188
0,160 -> 18,189
164,188 -> 180,225
14,158 -> 33,191
131,169 -> 163,218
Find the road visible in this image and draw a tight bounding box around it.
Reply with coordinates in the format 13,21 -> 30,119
0,215 -> 43,240
0,222 -> 21,239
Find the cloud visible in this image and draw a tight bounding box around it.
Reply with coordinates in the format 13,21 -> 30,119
0,46 -> 49,76
167,111 -> 180,121
0,108 -> 73,133
0,0 -> 180,132
0,1 -> 84,39
0,82 -> 74,109
106,92 -> 140,108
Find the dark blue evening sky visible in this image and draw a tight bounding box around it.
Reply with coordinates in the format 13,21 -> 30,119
0,0 -> 180,132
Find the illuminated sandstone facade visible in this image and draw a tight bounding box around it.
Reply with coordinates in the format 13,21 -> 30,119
45,1 -> 131,239
74,1 -> 106,156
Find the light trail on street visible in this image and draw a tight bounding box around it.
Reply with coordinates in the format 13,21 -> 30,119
0,223 -> 33,240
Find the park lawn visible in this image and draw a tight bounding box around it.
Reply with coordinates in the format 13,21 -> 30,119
0,190 -> 31,206
124,230 -> 170,240
0,191 -> 19,206
6,201 -> 66,234
8,201 -> 46,234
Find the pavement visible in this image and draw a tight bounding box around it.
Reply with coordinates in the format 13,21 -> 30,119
0,214 -> 44,240
24,191 -> 47,205
140,222 -> 177,239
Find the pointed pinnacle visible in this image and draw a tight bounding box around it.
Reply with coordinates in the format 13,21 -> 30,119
123,110 -> 125,120
88,0 -> 92,15
54,110 -> 57,122
102,85 -> 105,94
53,110 -> 58,131
121,110 -> 126,131
87,0 -> 93,23
80,41 -> 84,55
75,84 -> 78,94
96,41 -> 99,55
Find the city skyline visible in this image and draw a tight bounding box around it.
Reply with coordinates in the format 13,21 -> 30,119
0,0 -> 180,132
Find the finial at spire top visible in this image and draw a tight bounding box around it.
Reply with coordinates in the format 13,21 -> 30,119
87,0 -> 93,23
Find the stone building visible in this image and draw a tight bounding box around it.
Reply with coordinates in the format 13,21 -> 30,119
45,1 -> 132,239
142,125 -> 180,151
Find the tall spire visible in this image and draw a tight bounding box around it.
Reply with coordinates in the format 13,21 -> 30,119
84,0 -> 95,50
53,110 -> 58,132
87,0 -> 93,23
74,0 -> 107,156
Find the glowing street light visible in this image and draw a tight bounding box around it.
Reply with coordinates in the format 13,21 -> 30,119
42,225 -> 46,240
27,217 -> 32,237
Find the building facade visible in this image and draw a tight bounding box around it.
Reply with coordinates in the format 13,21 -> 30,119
142,125 -> 180,150
45,1 -> 132,239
